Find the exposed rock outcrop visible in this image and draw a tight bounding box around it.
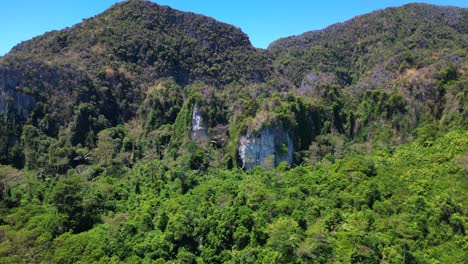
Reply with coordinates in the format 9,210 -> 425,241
238,126 -> 293,169
0,69 -> 36,118
191,104 -> 208,143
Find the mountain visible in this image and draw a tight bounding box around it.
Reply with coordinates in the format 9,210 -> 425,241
0,0 -> 465,167
0,0 -> 273,166
269,3 -> 467,86
0,0 -> 271,129
8,0 -> 270,87
269,3 -> 467,143
0,2 -> 467,262
0,0 -> 466,167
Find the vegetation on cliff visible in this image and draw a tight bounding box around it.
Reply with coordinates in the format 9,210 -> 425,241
0,0 -> 467,263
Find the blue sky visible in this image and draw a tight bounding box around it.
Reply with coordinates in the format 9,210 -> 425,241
1,0 -> 466,55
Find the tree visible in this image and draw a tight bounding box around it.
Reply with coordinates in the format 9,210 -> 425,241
266,218 -> 303,262
93,126 -> 127,166
51,174 -> 99,233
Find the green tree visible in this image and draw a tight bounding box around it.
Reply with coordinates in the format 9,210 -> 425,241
266,218 -> 303,262
51,174 -> 100,233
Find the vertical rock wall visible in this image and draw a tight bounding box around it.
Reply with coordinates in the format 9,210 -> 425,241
238,126 -> 293,169
0,69 -> 36,118
191,104 -> 208,143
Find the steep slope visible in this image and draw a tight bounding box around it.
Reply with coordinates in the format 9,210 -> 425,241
0,0 -> 272,165
0,1 -> 466,170
269,3 -> 467,142
0,0 -> 271,126
8,0 -> 270,87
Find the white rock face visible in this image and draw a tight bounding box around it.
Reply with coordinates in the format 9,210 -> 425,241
238,126 -> 293,169
191,104 -> 208,142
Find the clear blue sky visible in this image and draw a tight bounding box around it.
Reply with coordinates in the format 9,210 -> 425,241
1,0 -> 466,55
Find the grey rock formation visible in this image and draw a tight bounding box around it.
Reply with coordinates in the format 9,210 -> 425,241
0,69 -> 36,118
191,104 -> 208,143
238,126 -> 293,169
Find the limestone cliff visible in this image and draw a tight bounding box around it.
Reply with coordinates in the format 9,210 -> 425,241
0,68 -> 36,118
191,104 -> 208,143
238,126 -> 293,169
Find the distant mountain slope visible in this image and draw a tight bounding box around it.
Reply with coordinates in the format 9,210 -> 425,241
268,3 -> 467,140
269,3 -> 467,86
269,3 -> 467,51
8,0 -> 270,87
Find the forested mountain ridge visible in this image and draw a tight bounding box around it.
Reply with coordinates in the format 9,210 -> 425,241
8,0 -> 271,86
0,0 -> 467,263
0,0 -> 272,167
268,3 -> 467,142
269,3 -> 467,52
0,0 -> 271,130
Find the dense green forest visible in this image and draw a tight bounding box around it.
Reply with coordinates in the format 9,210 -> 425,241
1,129 -> 467,263
0,0 -> 467,263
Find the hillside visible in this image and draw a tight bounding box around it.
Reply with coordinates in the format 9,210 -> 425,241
0,0 -> 271,128
0,1 -> 467,263
0,0 -> 273,167
8,0 -> 271,87
268,3 -> 467,145
269,3 -> 467,87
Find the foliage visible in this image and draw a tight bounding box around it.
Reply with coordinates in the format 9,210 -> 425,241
0,1 -> 467,263
0,129 -> 466,263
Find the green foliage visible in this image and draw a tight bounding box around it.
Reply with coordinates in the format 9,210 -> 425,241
50,173 -> 101,233
166,101 -> 193,159
266,217 -> 303,261
0,130 -> 466,262
357,89 -> 407,130
0,2 -> 467,263
47,226 -> 110,264
21,125 -> 53,170
0,114 -> 24,168
93,126 -> 129,166
305,133 -> 346,165
0,165 -> 22,207
139,78 -> 183,131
